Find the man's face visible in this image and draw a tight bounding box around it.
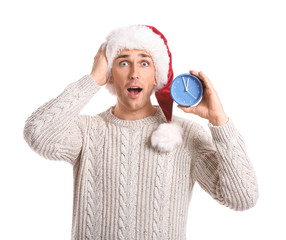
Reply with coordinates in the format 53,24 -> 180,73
110,49 -> 157,112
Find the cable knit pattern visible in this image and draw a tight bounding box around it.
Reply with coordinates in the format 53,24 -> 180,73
192,121 -> 259,211
118,127 -> 129,239
128,127 -> 141,240
85,117 -> 105,240
23,74 -> 259,240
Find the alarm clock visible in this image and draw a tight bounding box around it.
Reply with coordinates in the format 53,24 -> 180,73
170,73 -> 204,107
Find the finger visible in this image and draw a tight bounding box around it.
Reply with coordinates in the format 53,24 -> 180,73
100,42 -> 107,52
189,70 -> 211,90
177,105 -> 195,113
189,69 -> 199,77
198,71 -> 214,89
189,70 -> 210,88
95,43 -> 108,62
99,43 -> 104,51
96,43 -> 105,55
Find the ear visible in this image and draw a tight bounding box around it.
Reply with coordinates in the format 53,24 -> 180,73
109,75 -> 113,84
154,78 -> 158,86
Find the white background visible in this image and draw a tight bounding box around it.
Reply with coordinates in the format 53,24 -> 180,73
1,0 -> 285,239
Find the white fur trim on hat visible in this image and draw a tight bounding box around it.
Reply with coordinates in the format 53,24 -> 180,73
151,122 -> 183,152
103,25 -> 170,95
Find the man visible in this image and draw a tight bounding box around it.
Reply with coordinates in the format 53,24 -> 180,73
23,25 -> 259,240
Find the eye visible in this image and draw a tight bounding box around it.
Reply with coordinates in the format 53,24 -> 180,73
141,61 -> 149,67
120,61 -> 128,66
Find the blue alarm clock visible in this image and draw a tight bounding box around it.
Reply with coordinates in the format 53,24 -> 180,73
170,73 -> 204,107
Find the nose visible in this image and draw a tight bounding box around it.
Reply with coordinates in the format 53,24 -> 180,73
129,64 -> 140,80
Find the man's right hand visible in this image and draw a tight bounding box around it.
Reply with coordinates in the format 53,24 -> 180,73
90,43 -> 108,86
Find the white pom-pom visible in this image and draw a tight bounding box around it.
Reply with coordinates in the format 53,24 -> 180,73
151,122 -> 183,152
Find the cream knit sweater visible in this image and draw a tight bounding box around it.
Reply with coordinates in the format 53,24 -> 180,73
23,74 -> 259,240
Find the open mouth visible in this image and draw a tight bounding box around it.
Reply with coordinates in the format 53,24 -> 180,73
127,87 -> 143,94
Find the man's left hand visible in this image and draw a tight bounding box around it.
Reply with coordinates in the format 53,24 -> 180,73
177,70 -> 228,126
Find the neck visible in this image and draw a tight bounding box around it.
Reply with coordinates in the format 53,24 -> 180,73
113,102 -> 157,121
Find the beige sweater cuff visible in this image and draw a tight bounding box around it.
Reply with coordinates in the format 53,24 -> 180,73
208,118 -> 238,142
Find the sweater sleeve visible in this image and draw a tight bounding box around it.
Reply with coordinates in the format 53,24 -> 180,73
23,74 -> 100,165
192,119 -> 259,211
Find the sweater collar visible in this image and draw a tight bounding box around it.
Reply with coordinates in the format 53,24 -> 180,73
100,105 -> 167,127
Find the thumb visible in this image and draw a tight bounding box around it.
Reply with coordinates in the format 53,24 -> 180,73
177,105 -> 196,113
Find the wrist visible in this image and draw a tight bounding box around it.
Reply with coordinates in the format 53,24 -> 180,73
209,114 -> 229,126
89,73 -> 106,86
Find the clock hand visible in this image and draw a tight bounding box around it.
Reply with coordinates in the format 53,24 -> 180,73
186,90 -> 197,100
186,77 -> 189,91
182,77 -> 188,91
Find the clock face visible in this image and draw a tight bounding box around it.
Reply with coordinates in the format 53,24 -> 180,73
170,73 -> 203,107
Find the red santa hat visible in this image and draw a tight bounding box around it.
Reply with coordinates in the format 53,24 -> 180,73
103,24 -> 183,152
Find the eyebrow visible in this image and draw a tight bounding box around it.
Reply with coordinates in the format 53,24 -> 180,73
115,53 -> 152,60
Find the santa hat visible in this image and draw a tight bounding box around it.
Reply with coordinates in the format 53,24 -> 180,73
103,25 -> 183,152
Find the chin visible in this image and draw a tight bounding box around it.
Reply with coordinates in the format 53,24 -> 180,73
117,91 -> 153,112
126,100 -> 149,112
127,103 -> 145,111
